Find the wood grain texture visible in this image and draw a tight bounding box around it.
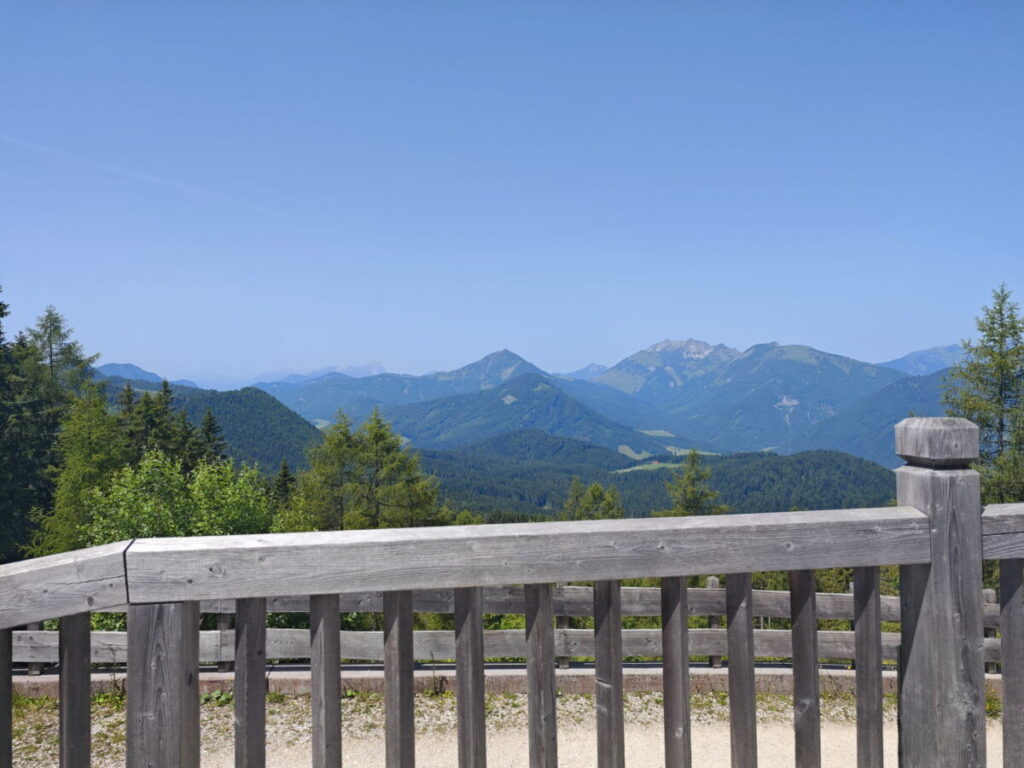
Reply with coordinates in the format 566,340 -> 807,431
234,597 -> 266,768
525,584 -> 557,768
181,584 -> 921,623
1001,559 -> 1024,765
454,588 -> 486,768
384,591 -> 415,768
853,567 -> 883,768
981,503 -> 1024,560
789,571 -> 820,768
706,576 -> 722,668
895,417 -> 979,468
661,577 -> 691,768
309,594 -> 341,768
594,581 -> 624,768
0,541 -> 130,630
59,613 -> 91,768
124,507 -> 930,603
727,573 -> 757,768
897,465 -> 985,768
0,628 -> 11,768
10,624 -> 912,664
126,602 -> 200,768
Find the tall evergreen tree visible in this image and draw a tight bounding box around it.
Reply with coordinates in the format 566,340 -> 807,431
943,284 -> 1024,503
560,477 -> 624,520
271,459 -> 296,509
663,450 -> 729,516
196,408 -> 228,463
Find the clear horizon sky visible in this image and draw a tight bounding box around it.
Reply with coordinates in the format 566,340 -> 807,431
2,3 -> 1023,387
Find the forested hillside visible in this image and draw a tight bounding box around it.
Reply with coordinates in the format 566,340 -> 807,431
420,430 -> 896,518
97,376 -> 322,469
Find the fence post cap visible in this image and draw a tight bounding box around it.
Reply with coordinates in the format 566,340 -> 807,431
895,417 -> 979,468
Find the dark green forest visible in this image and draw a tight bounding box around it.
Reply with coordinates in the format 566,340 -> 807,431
420,431 -> 896,518
96,375 -> 322,469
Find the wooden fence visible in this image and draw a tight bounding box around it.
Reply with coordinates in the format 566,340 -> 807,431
1,416 -> 1022,767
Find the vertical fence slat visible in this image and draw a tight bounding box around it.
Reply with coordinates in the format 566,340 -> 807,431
983,589 -> 998,675
59,612 -> 91,768
661,576 -> 692,768
0,628 -> 11,768
854,566 -> 883,768
525,583 -> 557,768
25,623 -> 43,676
707,576 -> 723,668
455,587 -> 486,768
789,570 -> 820,768
127,602 -> 200,768
235,597 -> 266,768
727,572 -> 757,768
594,580 -> 625,768
1001,558 -> 1024,763
384,590 -> 415,768
217,612 -> 234,673
310,594 -> 341,768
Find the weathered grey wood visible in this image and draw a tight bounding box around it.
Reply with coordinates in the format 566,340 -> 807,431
26,623 -> 43,676
789,570 -> 820,768
217,612 -> 233,673
983,588 -> 998,674
384,591 -> 415,768
1001,559 -> 1024,764
727,573 -> 757,768
59,612 -> 91,768
853,567 -> 883,768
983,503 -> 1024,560
706,576 -> 723,668
185,584 -> 920,623
234,597 -> 266,768
0,540 -> 131,630
127,602 -> 200,768
124,507 -> 930,603
525,584 -> 557,768
895,416 -> 979,468
594,580 -> 624,768
11,623 -> 912,664
0,628 -> 11,768
454,588 -> 486,768
661,577 -> 691,768
310,594 -> 341,768
896,416 -> 985,768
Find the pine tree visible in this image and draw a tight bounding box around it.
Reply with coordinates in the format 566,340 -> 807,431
663,450 -> 729,516
196,408 -> 227,463
272,460 -> 296,508
943,284 -> 1024,503
559,478 -> 624,520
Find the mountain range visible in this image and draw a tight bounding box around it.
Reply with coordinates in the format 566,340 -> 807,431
101,337 -> 960,471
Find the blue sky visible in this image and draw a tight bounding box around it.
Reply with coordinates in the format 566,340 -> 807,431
2,3 -> 1022,386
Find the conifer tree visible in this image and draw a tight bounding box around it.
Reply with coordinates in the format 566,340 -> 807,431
196,408 -> 227,463
560,478 -> 624,520
943,284 -> 1024,502
663,450 -> 729,516
272,459 -> 296,508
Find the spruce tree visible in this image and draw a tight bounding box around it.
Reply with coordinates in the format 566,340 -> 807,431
196,408 -> 227,463
943,284 -> 1024,503
663,450 -> 729,516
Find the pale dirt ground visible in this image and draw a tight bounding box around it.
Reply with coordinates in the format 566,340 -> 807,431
12,691 -> 1004,767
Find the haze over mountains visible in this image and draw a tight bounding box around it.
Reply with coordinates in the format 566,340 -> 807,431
98,336 -> 960,471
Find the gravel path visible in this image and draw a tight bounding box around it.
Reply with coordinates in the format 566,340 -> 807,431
12,691 -> 1004,767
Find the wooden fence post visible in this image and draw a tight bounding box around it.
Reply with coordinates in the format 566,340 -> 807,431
127,602 -> 201,768
896,417 -> 985,768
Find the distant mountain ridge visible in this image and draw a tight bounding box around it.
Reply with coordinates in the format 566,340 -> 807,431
878,344 -> 963,376
596,338 -> 741,400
